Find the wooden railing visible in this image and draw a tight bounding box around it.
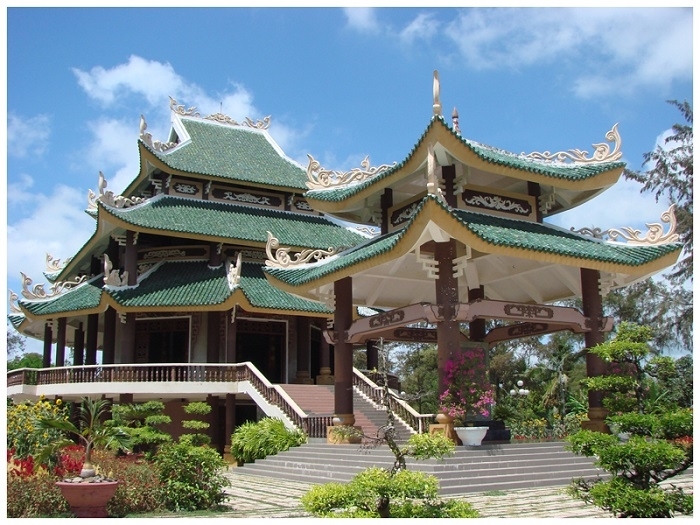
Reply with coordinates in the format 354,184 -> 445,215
7,363 -> 332,438
352,368 -> 434,433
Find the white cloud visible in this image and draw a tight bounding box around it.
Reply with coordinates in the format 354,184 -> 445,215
6,178 -> 96,299
343,7 -> 380,33
7,113 -> 50,158
443,7 -> 692,97
399,12 -> 439,45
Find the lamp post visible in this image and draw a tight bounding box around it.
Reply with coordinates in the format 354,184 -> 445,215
509,380 -> 530,397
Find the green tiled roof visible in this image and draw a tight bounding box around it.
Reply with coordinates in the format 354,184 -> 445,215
8,314 -> 25,330
265,195 -> 681,287
101,194 -> 367,249
305,116 -> 625,203
239,263 -> 331,314
147,118 -> 308,191
106,260 -> 231,308
20,276 -> 104,316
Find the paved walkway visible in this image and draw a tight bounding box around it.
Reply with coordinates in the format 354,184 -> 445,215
209,469 -> 693,519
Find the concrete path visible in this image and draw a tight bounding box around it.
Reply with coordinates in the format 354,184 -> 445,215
213,469 -> 693,519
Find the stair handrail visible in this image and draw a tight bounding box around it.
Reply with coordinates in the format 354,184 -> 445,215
234,362 -> 333,438
353,367 -> 435,433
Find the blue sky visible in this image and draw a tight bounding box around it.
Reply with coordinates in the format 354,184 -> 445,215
4,6 -> 694,354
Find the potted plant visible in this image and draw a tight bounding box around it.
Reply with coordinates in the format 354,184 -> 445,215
438,346 -> 495,446
37,397 -> 132,517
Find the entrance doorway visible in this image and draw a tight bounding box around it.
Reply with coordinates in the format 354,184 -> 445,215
236,319 -> 286,383
135,317 -> 190,363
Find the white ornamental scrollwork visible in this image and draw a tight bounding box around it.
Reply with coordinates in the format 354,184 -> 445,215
227,253 -> 243,289
139,114 -> 178,152
88,171 -> 145,210
432,70 -> 442,116
169,96 -> 270,129
522,123 -> 623,164
8,290 -> 22,313
103,254 -> 129,287
305,154 -> 397,190
426,143 -> 446,205
464,194 -> 529,214
169,96 -> 200,117
46,253 -> 72,272
571,204 -> 680,245
265,231 -> 339,269
20,272 -> 87,300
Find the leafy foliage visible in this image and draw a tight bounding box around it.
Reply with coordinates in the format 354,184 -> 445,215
229,417 -> 307,464
7,351 -> 43,371
109,400 -> 172,458
154,441 -> 229,512
7,397 -> 69,460
179,401 -> 212,446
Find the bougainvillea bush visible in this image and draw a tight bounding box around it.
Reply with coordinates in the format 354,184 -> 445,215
438,346 -> 494,424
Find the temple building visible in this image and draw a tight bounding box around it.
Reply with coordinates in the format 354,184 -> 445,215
8,72 -> 682,450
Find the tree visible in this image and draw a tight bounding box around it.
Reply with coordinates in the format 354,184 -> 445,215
7,325 -> 26,358
624,100 -> 692,285
7,352 -> 43,371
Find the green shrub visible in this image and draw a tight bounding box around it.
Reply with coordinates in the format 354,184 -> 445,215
180,401 -> 212,446
658,408 -> 693,439
606,413 -> 657,437
6,466 -> 70,518
109,400 -> 172,458
230,417 -> 307,464
301,466 -> 479,518
154,441 -> 229,512
7,397 -> 69,459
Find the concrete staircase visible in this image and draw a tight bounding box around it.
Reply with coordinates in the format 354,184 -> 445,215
234,440 -> 617,495
280,384 -> 414,442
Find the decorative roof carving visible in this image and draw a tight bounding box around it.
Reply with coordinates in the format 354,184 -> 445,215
426,143 -> 447,205
265,231 -> 339,269
46,253 -> 72,272
522,123 -> 623,164
140,114 -> 178,152
452,107 -> 460,134
432,70 -> 442,116
88,171 -> 145,210
169,96 -> 271,130
103,254 -> 129,287
8,290 -> 22,313
227,253 -> 243,289
20,272 -> 87,300
571,204 -> 680,245
305,154 -> 397,190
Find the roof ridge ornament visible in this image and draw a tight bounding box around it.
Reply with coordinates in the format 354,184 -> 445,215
305,154 -> 397,190
140,114 -> 178,152
46,253 -> 72,272
227,253 -> 243,289
169,96 -> 271,130
433,70 -> 442,116
426,143 -> 447,205
103,254 -> 129,287
19,272 -> 87,300
88,171 -> 145,210
522,123 -> 623,164
571,204 -> 680,245
8,290 -> 22,313
265,231 -> 340,268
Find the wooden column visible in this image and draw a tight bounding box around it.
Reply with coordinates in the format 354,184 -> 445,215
55,318 -> 67,367
42,321 -> 53,368
435,240 -> 461,397
317,337 -> 333,385
226,308 -> 237,363
580,268 -> 608,432
207,395 -> 221,454
468,286 -> 486,341
295,317 -> 312,383
207,311 -> 220,363
441,165 -> 457,207
380,188 -> 393,235
73,323 -> 85,366
85,313 -> 99,365
209,242 -> 222,267
118,314 -> 136,363
366,340 -> 379,371
333,277 -> 354,426
224,393 -> 236,461
102,307 -> 117,364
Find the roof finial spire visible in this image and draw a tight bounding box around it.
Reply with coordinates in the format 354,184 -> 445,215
452,107 -> 460,134
432,70 -> 442,116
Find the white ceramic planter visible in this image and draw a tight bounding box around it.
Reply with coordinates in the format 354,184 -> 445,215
454,426 -> 488,446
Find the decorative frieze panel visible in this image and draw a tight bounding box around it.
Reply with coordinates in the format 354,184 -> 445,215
138,245 -> 209,263
503,303 -> 554,320
389,196 -> 424,232
210,184 -> 284,210
288,195 -> 317,215
170,178 -> 203,199
460,185 -> 536,220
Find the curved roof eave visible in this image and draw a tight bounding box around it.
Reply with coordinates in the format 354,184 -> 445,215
304,117 -> 625,214
264,196 -> 681,298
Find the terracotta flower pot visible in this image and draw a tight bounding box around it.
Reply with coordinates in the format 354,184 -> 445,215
56,480 -> 119,518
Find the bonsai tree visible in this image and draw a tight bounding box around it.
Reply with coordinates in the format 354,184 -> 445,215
108,400 -> 172,458
565,322 -> 693,517
38,397 -> 132,478
180,401 -> 212,446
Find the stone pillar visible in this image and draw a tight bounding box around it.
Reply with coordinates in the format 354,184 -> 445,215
85,313 -> 98,365
295,317 -> 313,384
366,340 -> 379,371
224,394 -> 236,463
55,318 -> 67,367
43,321 -> 53,368
102,307 -> 117,364
207,311 -> 220,363
73,323 -> 85,366
333,277 -> 355,426
580,268 -> 608,433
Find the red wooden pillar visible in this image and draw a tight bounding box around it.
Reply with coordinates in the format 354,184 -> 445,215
435,240 -> 461,398
43,321 -> 53,368
55,318 -> 67,367
73,323 -> 85,366
333,277 -> 354,426
580,268 -> 609,432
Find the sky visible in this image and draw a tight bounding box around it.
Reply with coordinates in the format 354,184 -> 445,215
3,5 -> 695,356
